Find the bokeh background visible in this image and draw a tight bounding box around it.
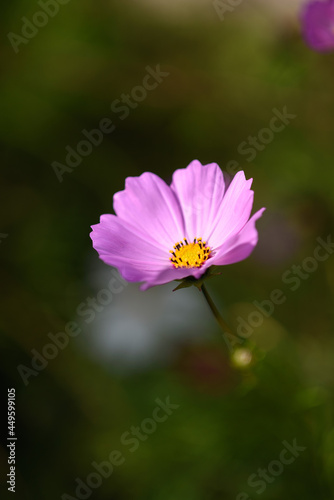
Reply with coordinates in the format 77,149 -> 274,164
1,0 -> 334,498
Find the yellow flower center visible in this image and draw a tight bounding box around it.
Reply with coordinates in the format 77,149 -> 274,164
169,238 -> 211,269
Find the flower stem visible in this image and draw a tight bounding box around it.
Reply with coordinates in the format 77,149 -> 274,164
200,283 -> 234,336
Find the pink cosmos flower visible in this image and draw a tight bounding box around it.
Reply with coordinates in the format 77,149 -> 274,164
301,0 -> 334,52
90,160 -> 265,290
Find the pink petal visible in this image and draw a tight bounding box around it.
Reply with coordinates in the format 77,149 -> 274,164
207,171 -> 254,249
90,214 -> 169,286
211,208 -> 265,266
171,160 -> 226,242
301,0 -> 334,52
113,172 -> 185,249
140,266 -> 203,291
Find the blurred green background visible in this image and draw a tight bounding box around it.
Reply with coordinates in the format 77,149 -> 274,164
1,0 -> 334,499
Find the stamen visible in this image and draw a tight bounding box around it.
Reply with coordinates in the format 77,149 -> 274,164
169,237 -> 212,269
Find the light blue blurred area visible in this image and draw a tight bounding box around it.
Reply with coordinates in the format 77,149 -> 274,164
78,265 -> 211,372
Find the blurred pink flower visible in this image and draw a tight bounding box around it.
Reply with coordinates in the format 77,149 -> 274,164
90,160 -> 265,290
301,0 -> 334,51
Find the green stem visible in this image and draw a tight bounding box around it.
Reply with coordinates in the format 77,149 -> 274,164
201,283 -> 234,336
